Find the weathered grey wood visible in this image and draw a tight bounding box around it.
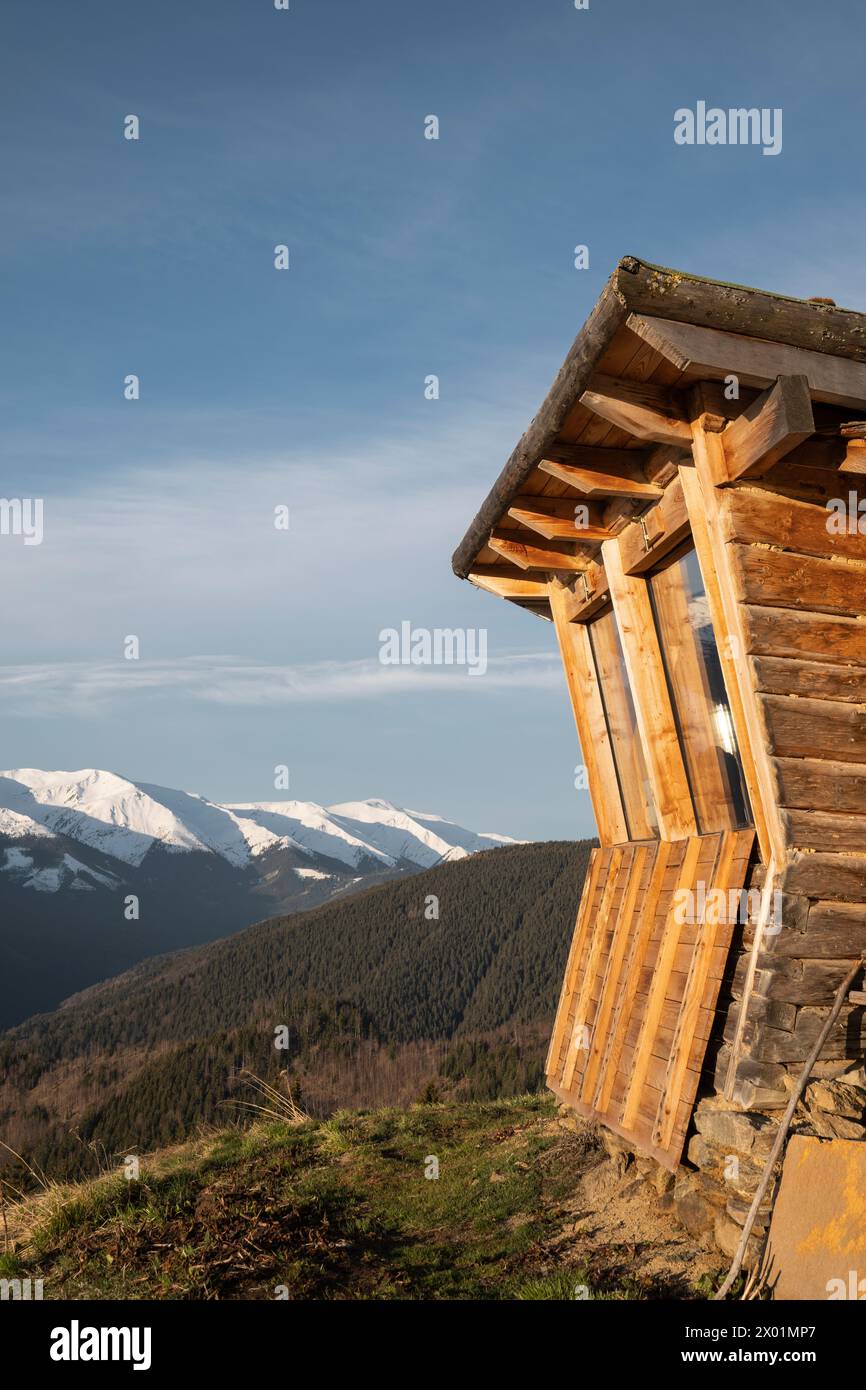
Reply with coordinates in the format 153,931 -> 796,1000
732,546 -> 866,618
783,851 -> 866,900
741,606 -> 866,665
617,259 -> 866,364
757,1003 -> 866,1062
781,807 -> 866,852
752,656 -> 866,704
723,486 -> 866,564
761,693 -> 866,764
764,900 -> 866,959
714,953 -> 866,1300
760,958 -> 856,1005
775,757 -> 866,814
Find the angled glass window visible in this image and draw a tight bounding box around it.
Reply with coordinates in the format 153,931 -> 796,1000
587,607 -> 659,842
648,547 -> 752,834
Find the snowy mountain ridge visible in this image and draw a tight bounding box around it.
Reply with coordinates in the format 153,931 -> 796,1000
0,768 -> 518,878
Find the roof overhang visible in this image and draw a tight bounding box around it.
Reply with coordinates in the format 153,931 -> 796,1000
451,257 -> 866,607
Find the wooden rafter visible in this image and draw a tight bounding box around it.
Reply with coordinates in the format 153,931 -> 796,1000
538,457 -> 664,499
488,533 -> 589,572
506,505 -> 614,542
468,571 -> 550,602
580,374 -> 693,446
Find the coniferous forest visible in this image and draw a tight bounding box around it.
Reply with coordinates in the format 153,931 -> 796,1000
0,840 -> 592,1184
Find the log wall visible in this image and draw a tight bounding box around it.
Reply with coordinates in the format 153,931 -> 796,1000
712,457 -> 866,1095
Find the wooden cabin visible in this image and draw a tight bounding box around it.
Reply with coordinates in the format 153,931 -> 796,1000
452,258 -> 866,1216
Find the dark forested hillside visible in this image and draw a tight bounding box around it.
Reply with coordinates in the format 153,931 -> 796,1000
0,839 -> 592,1182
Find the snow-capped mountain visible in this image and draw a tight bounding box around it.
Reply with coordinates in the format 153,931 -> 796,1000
0,769 -> 515,879
0,770 -> 520,1027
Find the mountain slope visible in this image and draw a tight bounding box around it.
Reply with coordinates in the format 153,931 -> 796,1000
0,839 -> 594,1181
0,769 -> 518,1026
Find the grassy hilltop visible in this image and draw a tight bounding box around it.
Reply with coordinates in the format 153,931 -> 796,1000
2,1094 -> 721,1301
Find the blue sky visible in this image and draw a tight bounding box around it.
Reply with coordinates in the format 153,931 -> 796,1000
1,0 -> 865,840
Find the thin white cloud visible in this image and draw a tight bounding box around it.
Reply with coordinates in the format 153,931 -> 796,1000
0,652 -> 562,716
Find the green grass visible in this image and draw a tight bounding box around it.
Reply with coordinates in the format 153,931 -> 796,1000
8,1095 -> 701,1301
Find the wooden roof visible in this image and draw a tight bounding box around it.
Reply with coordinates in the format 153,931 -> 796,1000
451,257 -> 866,616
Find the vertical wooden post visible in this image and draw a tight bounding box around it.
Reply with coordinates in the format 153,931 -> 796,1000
549,583 -> 628,844
602,539 -> 697,840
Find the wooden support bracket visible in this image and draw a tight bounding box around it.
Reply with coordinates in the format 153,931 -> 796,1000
719,375 -> 814,483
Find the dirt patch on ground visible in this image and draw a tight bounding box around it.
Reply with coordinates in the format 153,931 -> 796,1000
539,1122 -> 718,1295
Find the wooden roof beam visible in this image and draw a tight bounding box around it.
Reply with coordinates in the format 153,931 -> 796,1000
629,313 -> 866,410
487,533 -> 590,572
580,374 -> 693,446
538,457 -> 664,499
468,571 -> 551,602
506,504 -> 615,542
720,374 -> 815,482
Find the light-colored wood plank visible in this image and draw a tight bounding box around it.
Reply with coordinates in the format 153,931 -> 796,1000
562,848 -> 627,1090
506,505 -> 613,542
545,849 -> 607,1076
468,572 -> 550,601
580,845 -> 650,1103
622,836 -> 706,1129
580,374 -> 693,446
720,486 -> 866,564
549,585 -> 628,843
655,832 -> 738,1147
602,538 -> 697,839
618,475 -> 690,575
721,375 -> 814,480
730,544 -> 866,618
587,608 -> 658,840
548,567 -> 610,623
488,534 -> 589,572
741,605 -> 866,666
594,840 -> 676,1113
538,457 -> 664,500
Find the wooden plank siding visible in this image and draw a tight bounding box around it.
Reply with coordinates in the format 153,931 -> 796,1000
546,829 -> 754,1169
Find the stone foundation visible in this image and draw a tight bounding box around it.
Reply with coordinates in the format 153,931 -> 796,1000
558,1055 -> 866,1265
